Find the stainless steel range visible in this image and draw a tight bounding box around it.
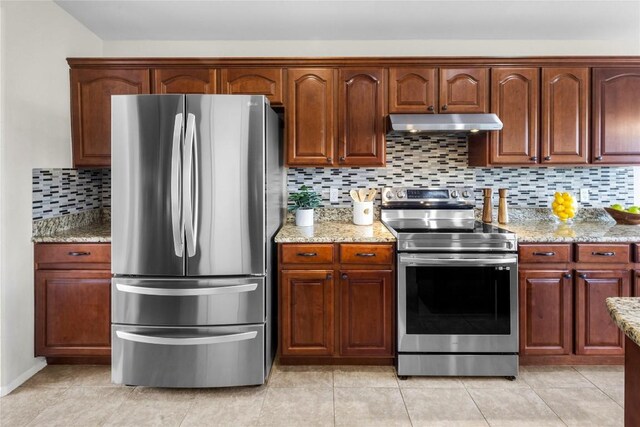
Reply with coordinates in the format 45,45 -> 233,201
381,187 -> 519,378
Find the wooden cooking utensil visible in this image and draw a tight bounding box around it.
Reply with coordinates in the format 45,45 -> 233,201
358,189 -> 367,203
366,188 -> 377,201
350,189 -> 360,202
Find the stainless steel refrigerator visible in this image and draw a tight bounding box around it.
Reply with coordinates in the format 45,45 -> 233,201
110,94 -> 284,388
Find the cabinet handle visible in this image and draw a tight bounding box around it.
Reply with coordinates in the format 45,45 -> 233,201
297,252 -> 317,257
530,156 -> 538,162
595,156 -> 603,161
341,273 -> 348,279
544,156 -> 551,161
563,273 -> 572,279
591,251 -> 615,257
68,251 -> 90,256
427,105 -> 434,112
578,273 -> 587,279
533,252 -> 556,257
339,156 -> 345,162
356,253 -> 376,257
441,104 -> 448,111
326,273 -> 332,280
326,157 -> 332,163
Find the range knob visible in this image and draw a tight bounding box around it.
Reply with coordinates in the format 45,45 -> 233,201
450,190 -> 459,198
385,191 -> 393,199
462,191 -> 470,198
396,190 -> 406,199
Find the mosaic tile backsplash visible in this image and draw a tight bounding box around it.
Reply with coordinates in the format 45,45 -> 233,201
287,135 -> 637,208
32,169 -> 110,220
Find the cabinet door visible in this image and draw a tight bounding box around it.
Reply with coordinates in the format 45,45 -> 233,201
519,269 -> 573,355
575,270 -> 631,355
152,68 -> 217,94
593,68 -> 640,164
388,67 -> 437,113
634,270 -> 640,297
220,68 -> 284,105
286,69 -> 336,167
490,68 -> 540,165
35,270 -> 111,357
439,68 -> 488,113
338,68 -> 386,166
339,270 -> 394,357
280,270 -> 334,356
541,68 -> 589,164
70,68 -> 150,167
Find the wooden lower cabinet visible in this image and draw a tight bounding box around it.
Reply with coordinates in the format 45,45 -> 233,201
575,269 -> 630,355
280,270 -> 335,356
519,269 -> 573,356
35,269 -> 111,358
340,270 -> 393,357
278,243 -> 395,363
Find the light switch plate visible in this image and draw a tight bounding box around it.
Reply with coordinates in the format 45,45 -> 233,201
580,188 -> 589,202
330,187 -> 339,202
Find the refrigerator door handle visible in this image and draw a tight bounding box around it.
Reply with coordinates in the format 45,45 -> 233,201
183,113 -> 198,257
115,330 -> 258,346
170,113 -> 184,257
115,282 -> 258,296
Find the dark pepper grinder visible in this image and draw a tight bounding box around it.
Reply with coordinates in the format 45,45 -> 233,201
482,188 -> 493,223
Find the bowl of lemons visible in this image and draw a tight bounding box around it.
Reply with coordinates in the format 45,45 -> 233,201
551,192 -> 578,223
604,204 -> 640,225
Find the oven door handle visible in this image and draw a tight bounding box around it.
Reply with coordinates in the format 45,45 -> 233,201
399,255 -> 517,266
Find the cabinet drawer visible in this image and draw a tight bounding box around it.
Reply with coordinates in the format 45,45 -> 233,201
339,244 -> 394,265
576,244 -> 630,263
519,244 -> 571,263
281,244 -> 334,265
35,243 -> 111,268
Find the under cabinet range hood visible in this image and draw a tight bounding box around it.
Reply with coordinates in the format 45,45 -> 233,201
387,114 -> 503,136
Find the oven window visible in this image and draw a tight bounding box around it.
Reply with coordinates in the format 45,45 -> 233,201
405,265 -> 511,335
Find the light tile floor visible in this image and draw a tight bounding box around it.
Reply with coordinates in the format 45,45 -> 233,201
0,363 -> 624,426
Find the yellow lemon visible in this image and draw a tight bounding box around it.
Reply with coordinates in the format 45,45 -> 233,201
555,205 -> 565,212
559,212 -> 569,220
554,191 -> 562,198
562,192 -> 570,198
552,201 -> 559,209
565,209 -> 575,218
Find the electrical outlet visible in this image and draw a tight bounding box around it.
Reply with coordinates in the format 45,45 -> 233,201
329,187 -> 339,202
580,188 -> 589,202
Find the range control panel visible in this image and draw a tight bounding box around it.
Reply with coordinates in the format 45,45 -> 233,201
381,187 -> 474,206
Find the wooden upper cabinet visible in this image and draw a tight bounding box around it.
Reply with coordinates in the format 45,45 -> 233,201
541,68 -> 589,164
70,68 -> 150,167
388,67 -> 437,113
575,269 -> 630,355
286,69 -> 336,166
152,68 -> 217,94
592,68 -> 640,164
338,68 -> 386,166
220,68 -> 284,105
439,68 -> 488,113
490,68 -> 540,164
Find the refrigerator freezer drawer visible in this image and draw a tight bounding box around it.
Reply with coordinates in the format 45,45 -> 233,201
112,324 -> 265,387
112,277 -> 264,326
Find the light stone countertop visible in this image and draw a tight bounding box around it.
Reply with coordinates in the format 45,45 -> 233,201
274,221 -> 396,243
607,297 -> 640,347
496,220 -> 640,243
32,222 -> 111,243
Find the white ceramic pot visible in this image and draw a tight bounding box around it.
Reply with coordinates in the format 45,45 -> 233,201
295,208 -> 314,226
353,201 -> 374,225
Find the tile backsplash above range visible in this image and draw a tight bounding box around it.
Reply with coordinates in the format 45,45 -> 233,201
288,135 -> 636,208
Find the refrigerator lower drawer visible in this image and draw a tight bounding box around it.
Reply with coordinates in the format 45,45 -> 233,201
112,277 -> 265,326
112,324 -> 265,388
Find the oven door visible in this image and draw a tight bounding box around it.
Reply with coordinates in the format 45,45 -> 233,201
398,252 -> 518,353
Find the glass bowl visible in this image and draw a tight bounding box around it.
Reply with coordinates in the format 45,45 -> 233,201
551,192 -> 579,223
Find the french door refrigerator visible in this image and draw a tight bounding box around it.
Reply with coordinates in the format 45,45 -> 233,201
111,94 -> 284,387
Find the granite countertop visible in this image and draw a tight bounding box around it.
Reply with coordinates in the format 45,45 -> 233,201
607,297 -> 640,347
274,221 -> 395,243
498,220 -> 640,243
32,221 -> 111,243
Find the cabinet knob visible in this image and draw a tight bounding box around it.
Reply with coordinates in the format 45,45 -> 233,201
530,156 -> 538,162
326,157 -> 332,163
595,156 -> 603,161
339,156 -> 345,162
563,273 -> 572,279
441,104 -> 448,111
326,273 -> 332,280
544,156 -> 551,161
341,273 -> 348,279
578,273 -> 587,279
427,105 -> 434,112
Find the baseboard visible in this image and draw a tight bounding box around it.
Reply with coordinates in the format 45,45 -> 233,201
0,358 -> 47,397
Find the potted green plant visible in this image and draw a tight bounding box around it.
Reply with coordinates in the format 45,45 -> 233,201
288,185 -> 321,226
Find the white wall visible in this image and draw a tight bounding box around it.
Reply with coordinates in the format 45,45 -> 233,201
102,39 -> 640,57
0,0 -> 102,396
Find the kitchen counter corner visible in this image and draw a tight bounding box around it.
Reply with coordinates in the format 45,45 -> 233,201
607,297 -> 640,347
